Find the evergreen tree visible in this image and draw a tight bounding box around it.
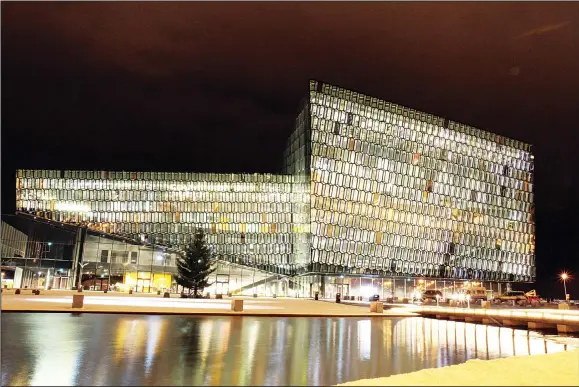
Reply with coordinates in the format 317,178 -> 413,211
175,228 -> 216,298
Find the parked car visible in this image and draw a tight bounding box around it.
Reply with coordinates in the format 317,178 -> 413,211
464,287 -> 488,302
493,290 -> 528,304
369,294 -> 380,301
453,287 -> 488,303
421,290 -> 444,302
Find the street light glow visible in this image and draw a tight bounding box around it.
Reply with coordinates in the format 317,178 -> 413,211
561,272 -> 568,281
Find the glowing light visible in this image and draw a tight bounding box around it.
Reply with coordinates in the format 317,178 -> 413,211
54,202 -> 91,213
560,272 -> 569,281
361,286 -> 378,298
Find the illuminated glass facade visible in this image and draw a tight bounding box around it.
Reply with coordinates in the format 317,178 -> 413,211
297,80 -> 535,283
15,80 -> 535,286
16,172 -> 295,273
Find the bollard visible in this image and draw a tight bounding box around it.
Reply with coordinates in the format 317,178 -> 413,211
231,299 -> 244,312
253,294 -> 258,298
72,294 -> 85,308
157,290 -> 161,296
216,294 -> 223,299
15,289 -> 21,295
314,292 -> 319,301
336,293 -> 341,303
163,292 -> 170,298
104,289 -> 108,294
129,289 -> 133,295
370,301 -> 384,313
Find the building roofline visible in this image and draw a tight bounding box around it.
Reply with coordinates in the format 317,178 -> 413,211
309,79 -> 533,150
15,169 -> 294,179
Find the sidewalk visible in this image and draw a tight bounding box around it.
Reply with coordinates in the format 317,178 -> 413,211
1,291 -> 418,317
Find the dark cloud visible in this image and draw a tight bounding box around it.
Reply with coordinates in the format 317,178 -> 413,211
2,2 -> 579,295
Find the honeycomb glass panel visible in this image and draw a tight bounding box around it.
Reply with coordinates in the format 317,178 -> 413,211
15,81 -> 534,283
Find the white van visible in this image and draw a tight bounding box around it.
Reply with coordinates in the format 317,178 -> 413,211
454,287 -> 488,302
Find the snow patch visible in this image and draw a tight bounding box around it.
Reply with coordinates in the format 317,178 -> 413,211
338,349 -> 579,386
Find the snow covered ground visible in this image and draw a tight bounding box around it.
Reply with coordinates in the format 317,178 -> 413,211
338,349 -> 579,386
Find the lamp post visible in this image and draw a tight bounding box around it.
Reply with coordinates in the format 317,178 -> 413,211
560,272 -> 570,302
77,262 -> 89,291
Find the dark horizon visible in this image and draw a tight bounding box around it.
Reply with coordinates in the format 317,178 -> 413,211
2,2 -> 578,298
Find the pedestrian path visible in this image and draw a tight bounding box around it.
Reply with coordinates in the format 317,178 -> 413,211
1,291 -> 417,317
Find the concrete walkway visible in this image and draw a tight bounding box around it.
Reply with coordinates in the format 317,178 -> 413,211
1,290 -> 417,317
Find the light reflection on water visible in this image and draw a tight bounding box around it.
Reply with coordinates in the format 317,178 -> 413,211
0,313 -> 573,386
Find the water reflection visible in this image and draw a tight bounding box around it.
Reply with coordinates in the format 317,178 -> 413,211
1,314 -> 574,386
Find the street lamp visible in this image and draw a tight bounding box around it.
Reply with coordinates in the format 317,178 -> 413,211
77,262 -> 90,291
560,272 -> 570,302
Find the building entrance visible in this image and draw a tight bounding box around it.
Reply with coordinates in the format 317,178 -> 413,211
137,278 -> 150,293
215,274 -> 230,295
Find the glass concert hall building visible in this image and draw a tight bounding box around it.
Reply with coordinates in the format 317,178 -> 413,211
15,80 -> 535,299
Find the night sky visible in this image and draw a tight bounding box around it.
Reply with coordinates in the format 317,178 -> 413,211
2,2 -> 578,297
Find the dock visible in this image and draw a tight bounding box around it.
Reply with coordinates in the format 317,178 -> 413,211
416,305 -> 579,334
